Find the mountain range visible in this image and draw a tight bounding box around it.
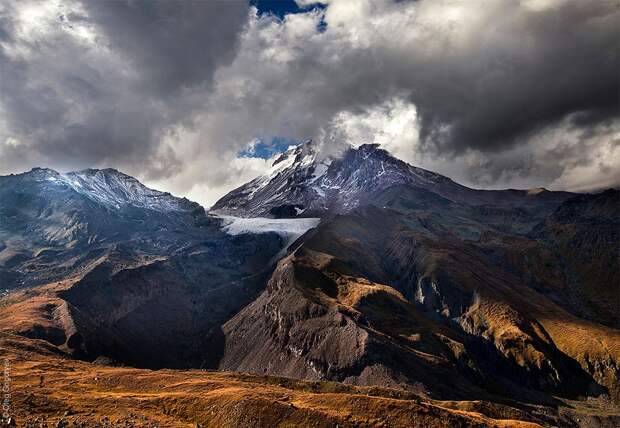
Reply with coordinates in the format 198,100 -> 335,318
0,141 -> 618,427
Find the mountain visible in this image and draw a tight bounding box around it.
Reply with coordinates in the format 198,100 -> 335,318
212,141 -> 574,221
0,167 -> 324,372
212,141 -> 451,217
213,142 -> 619,412
0,167 -> 213,289
0,167 -> 326,369
1,150 -> 619,426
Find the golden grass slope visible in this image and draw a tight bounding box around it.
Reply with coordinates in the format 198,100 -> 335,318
0,332 -> 548,428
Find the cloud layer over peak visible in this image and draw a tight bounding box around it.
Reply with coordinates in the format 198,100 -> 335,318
1,0 -> 618,206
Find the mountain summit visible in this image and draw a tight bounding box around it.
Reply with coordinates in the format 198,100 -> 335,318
212,141 -> 573,218
212,141 -> 455,217
0,167 -> 214,288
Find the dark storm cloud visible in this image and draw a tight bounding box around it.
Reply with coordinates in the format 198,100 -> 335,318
414,0 -> 619,154
0,0 -> 618,205
297,0 -> 620,157
0,0 -> 248,179
182,0 -> 618,182
266,0 -> 619,191
83,0 -> 248,96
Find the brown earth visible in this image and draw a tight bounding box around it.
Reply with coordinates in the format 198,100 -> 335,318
1,261 -> 618,427
0,333 -> 558,428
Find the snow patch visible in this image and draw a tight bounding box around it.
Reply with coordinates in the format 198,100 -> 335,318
218,215 -> 319,237
310,160 -> 331,182
217,215 -> 320,252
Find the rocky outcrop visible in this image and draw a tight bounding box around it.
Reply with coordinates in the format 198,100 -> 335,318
219,205 -> 618,403
220,254 -> 372,383
57,233 -> 283,368
220,249 -> 481,399
531,189 -> 620,328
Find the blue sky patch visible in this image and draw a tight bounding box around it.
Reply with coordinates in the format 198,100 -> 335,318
239,137 -> 300,159
252,0 -> 326,30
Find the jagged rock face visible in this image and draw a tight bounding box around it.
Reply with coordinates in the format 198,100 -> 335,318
220,254 -> 372,383
58,233 -> 283,368
220,249 -> 478,399
212,141 -> 574,219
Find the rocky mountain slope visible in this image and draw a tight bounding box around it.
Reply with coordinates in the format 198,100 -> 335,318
0,167 -> 211,289
212,141 -> 619,412
531,189 -> 620,328
0,145 -> 618,426
227,205 -> 618,397
0,167 -> 307,369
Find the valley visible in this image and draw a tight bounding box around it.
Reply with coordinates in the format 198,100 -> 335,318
0,142 -> 618,427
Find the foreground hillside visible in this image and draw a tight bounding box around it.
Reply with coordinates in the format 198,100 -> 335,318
3,333 -> 618,427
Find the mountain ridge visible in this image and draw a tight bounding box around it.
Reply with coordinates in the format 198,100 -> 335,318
5,166 -> 198,213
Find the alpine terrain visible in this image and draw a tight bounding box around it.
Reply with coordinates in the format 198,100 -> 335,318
1,141 -> 618,427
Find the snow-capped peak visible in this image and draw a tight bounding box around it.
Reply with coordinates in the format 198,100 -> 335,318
211,140 -> 453,218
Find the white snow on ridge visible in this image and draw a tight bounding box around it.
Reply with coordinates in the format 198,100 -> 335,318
267,148 -> 297,177
41,169 -> 184,212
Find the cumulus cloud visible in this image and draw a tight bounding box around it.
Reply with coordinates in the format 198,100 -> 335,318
318,97 -> 620,192
0,0 -> 618,207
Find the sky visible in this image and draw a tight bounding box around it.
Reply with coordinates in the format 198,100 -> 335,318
0,0 -> 618,207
